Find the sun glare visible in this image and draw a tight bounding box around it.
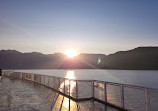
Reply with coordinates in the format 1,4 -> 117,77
64,49 -> 78,58
59,71 -> 76,96
65,71 -> 76,79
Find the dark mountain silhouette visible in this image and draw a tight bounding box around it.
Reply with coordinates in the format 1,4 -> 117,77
103,47 -> 158,70
0,50 -> 106,69
0,47 -> 158,70
59,53 -> 106,69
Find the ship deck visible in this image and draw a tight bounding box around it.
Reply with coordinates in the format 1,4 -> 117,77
0,77 -> 121,111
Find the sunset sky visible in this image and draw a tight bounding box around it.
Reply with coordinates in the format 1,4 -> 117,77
0,0 -> 158,54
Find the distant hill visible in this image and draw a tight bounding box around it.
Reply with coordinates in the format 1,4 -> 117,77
0,50 -> 106,69
0,47 -> 158,70
103,47 -> 158,70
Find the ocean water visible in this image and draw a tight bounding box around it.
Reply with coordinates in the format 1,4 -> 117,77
7,69 -> 158,89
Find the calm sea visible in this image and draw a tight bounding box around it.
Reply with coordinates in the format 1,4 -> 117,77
6,69 -> 158,89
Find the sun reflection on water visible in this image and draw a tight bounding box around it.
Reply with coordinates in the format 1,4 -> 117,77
59,71 -> 76,95
65,71 -> 76,79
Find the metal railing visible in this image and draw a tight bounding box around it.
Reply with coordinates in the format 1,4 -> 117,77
2,71 -> 158,111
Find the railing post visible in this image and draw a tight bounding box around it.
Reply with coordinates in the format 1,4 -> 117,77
40,75 -> 41,84
44,75 -> 45,85
76,80 -> 78,99
69,80 -> 71,96
58,77 -> 60,91
69,80 -> 71,111
20,72 -> 22,79
92,81 -> 94,98
104,82 -> 107,102
145,88 -> 149,111
121,85 -> 125,108
22,73 -> 23,80
48,76 -> 49,87
23,73 -> 25,80
64,78 -> 65,93
34,74 -> 36,82
53,77 -> 55,89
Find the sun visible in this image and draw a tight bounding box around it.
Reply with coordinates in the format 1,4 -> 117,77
64,49 -> 78,58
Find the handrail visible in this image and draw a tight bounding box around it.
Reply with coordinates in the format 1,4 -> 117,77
7,71 -> 158,91
2,71 -> 158,111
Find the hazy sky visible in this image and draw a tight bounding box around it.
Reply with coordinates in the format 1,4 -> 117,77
0,0 -> 158,54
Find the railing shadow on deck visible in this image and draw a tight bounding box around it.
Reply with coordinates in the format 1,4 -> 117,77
2,71 -> 158,111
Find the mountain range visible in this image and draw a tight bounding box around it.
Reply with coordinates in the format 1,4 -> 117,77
0,47 -> 158,70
